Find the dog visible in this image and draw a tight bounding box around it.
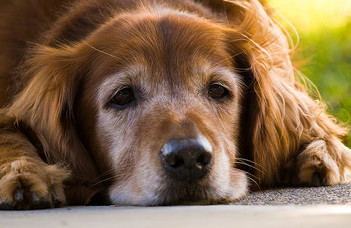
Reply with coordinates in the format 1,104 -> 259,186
0,0 -> 350,209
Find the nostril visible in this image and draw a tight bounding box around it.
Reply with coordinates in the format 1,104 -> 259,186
196,152 -> 212,168
164,155 -> 184,169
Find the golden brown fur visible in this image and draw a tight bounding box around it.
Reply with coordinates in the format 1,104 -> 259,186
0,0 -> 350,209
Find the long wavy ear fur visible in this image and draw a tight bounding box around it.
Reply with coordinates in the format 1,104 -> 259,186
6,44 -> 102,204
221,0 -> 349,186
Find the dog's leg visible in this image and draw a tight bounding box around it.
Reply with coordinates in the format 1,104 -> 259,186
296,138 -> 351,186
0,113 -> 69,209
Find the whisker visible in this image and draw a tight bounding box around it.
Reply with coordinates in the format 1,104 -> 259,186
236,157 -> 268,173
235,161 -> 264,175
234,168 -> 261,190
91,176 -> 117,187
237,158 -> 264,168
212,48 -> 247,68
83,40 -> 119,59
204,40 -> 221,60
247,175 -> 261,191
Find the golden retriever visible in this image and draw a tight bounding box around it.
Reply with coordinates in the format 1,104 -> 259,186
0,0 -> 350,209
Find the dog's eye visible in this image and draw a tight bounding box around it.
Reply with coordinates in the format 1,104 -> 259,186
110,87 -> 135,108
208,83 -> 230,101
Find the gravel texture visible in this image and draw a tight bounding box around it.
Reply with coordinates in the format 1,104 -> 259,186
234,184 -> 351,205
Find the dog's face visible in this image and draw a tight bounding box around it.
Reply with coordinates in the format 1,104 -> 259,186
6,0 -> 349,208
74,10 -> 248,205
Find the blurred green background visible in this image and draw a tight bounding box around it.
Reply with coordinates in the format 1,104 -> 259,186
270,0 -> 351,146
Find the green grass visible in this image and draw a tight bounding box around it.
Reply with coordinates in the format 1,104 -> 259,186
270,0 -> 351,146
298,23 -> 351,122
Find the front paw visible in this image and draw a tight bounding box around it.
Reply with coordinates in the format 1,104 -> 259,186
0,158 -> 70,210
296,140 -> 342,187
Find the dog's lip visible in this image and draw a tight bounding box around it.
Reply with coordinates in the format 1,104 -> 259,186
155,193 -> 231,206
152,181 -> 231,206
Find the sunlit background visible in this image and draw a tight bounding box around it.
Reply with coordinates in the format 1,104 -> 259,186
270,0 -> 351,145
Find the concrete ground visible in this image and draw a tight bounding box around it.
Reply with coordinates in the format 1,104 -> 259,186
1,184 -> 351,228
235,184 -> 351,205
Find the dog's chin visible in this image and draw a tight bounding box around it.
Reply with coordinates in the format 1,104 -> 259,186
111,188 -> 231,206
149,181 -> 228,206
109,175 -> 248,206
155,188 -> 233,206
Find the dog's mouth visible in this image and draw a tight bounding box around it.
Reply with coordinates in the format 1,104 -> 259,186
152,181 -> 233,206
108,168 -> 247,206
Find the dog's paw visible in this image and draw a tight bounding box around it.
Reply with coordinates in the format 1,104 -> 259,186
296,140 -> 342,187
0,158 -> 70,210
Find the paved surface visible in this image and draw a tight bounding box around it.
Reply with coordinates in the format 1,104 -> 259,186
235,184 -> 351,205
0,184 -> 350,228
1,205 -> 351,228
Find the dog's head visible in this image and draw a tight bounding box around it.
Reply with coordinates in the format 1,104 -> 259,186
10,0 -> 293,205
76,8 -> 249,205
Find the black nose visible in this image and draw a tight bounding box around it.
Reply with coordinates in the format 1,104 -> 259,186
160,136 -> 213,182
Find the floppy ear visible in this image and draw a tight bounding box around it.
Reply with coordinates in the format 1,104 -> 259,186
224,0 -> 295,185
7,44 -> 102,203
222,0 -> 349,186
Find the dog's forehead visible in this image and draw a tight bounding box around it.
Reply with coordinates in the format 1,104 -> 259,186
112,57 -> 234,88
85,10 -> 238,102
90,11 -> 233,77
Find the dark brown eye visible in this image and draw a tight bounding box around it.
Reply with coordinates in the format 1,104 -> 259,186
208,83 -> 230,101
110,87 -> 135,108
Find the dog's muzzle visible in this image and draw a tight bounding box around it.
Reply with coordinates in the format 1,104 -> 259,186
160,136 -> 213,182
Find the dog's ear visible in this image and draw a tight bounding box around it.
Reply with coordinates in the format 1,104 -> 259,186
7,44 -> 102,203
221,0 -> 299,186
223,0 -> 349,187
